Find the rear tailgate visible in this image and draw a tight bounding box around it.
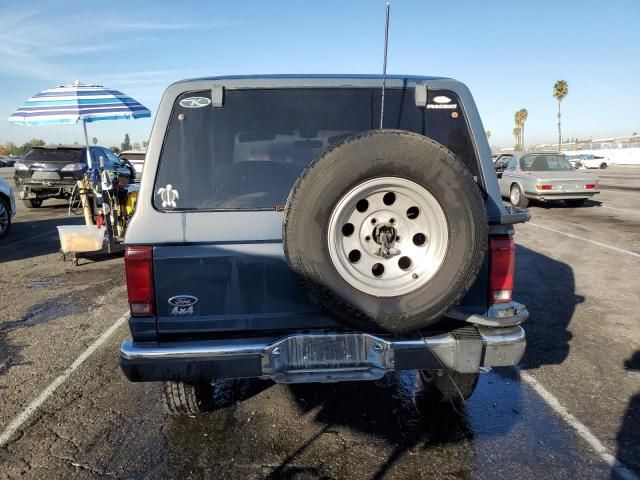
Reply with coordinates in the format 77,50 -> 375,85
153,242 -> 337,335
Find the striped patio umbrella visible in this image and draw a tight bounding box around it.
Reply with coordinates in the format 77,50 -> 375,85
8,81 -> 150,167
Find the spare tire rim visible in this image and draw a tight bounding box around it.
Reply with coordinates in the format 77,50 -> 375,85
328,177 -> 449,297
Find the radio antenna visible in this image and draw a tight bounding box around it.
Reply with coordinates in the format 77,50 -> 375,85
380,2 -> 390,129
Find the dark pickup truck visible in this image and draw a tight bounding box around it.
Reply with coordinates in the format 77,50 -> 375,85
120,75 -> 529,415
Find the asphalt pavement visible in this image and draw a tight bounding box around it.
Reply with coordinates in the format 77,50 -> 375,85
0,165 -> 639,479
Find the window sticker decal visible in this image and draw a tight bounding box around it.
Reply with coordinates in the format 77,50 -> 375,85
156,184 -> 179,208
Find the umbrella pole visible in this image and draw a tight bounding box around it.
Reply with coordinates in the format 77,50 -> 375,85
83,120 -> 93,169
78,120 -> 94,226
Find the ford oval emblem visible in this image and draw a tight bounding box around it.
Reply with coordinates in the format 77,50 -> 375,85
179,97 -> 211,108
168,295 -> 199,307
432,95 -> 452,104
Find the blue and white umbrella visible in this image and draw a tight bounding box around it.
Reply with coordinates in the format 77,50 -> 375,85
9,81 -> 150,167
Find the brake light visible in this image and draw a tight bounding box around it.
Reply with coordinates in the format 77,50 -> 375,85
536,184 -> 553,190
585,183 -> 597,189
489,236 -> 515,304
124,246 -> 155,316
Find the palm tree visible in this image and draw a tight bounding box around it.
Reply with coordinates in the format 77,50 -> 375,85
518,109 -> 528,149
513,127 -> 521,150
514,111 -> 523,148
553,80 -> 569,151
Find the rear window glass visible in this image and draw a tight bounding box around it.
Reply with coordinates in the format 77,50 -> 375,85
155,88 -> 479,211
520,154 -> 573,171
24,148 -> 83,163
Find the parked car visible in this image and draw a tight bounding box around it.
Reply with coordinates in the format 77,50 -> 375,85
494,153 -> 514,173
119,150 -> 146,176
119,74 -> 529,415
580,154 -> 609,169
14,145 -> 134,208
565,155 -> 584,169
498,151 -> 599,207
0,176 -> 16,237
0,155 -> 17,167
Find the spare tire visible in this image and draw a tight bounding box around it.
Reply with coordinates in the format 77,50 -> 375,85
283,129 -> 488,333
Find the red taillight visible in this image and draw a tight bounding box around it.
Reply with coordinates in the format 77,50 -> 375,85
585,183 -> 597,189
536,184 -> 553,190
125,246 -> 155,316
489,236 -> 515,304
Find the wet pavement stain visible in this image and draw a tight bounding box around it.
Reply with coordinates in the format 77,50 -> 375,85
25,277 -> 59,289
148,370 -> 612,480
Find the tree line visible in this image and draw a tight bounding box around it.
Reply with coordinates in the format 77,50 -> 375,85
0,133 -> 148,157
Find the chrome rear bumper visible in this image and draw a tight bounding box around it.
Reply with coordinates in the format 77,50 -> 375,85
120,323 -> 526,384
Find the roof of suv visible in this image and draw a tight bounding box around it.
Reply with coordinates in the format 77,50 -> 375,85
170,74 -> 453,88
34,145 -> 104,150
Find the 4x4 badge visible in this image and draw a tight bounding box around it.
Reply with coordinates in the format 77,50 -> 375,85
156,184 -> 179,208
168,295 -> 199,316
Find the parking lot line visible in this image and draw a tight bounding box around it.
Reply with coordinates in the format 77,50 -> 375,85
0,312 -> 128,448
521,372 -> 639,480
527,222 -> 640,258
597,205 -> 640,215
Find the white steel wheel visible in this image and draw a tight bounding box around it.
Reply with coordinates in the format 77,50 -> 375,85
327,177 -> 449,297
510,185 -> 521,206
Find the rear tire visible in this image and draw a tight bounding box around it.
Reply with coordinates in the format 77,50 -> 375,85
599,162 -> 607,169
162,380 -> 216,416
23,199 -> 43,208
420,369 -> 480,403
565,199 -> 587,207
509,184 -> 529,208
0,197 -> 11,238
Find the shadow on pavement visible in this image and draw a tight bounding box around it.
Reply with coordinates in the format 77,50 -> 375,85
269,370 -> 524,480
0,215 -> 83,264
515,245 -> 582,369
280,373 -> 471,480
614,351 -> 640,477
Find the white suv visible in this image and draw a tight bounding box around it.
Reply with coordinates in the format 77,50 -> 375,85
581,154 -> 609,169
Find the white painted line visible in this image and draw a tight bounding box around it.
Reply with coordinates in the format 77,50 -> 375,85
521,372 -> 639,480
600,189 -> 640,196
527,222 -> 640,258
0,312 -> 128,447
597,205 -> 640,215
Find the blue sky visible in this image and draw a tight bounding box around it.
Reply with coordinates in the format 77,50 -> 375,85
1,0 -> 638,149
